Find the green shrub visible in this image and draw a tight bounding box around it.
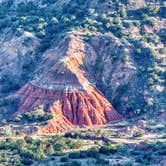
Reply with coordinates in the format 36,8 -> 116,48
4,125 -> 12,136
135,153 -> 150,165
65,139 -> 81,149
133,132 -> 143,137
123,161 -> 132,166
158,149 -> 166,155
113,15 -> 121,25
24,110 -> 53,122
14,115 -> 22,122
87,147 -> 100,158
99,143 -> 117,154
64,132 -> 82,139
60,156 -> 69,162
46,144 -> 54,154
15,130 -> 21,136
70,161 -> 81,166
142,17 -> 156,27
79,151 -> 88,158
24,135 -> 33,143
159,48 -> 166,54
68,152 -> 80,159
120,5 -> 127,18
147,77 -> 154,86
54,143 -> 65,152
21,158 -> 33,165
147,98 -> 154,106
95,158 -> 109,165
116,144 -> 128,153
147,5 -> 159,16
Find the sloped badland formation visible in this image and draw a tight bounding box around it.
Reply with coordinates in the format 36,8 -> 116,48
0,1 -> 166,165
14,35 -> 121,133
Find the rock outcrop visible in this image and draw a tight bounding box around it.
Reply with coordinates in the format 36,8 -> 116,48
0,32 -> 40,95
14,35 -> 121,133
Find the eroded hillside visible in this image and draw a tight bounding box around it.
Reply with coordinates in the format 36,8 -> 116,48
0,0 -> 166,166
13,35 -> 121,133
0,0 -> 165,132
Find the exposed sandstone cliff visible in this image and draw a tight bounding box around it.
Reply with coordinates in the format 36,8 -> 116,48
14,35 -> 121,133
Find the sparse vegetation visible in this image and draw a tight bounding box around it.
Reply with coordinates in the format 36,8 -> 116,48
0,0 -> 165,166
0,135 -> 84,166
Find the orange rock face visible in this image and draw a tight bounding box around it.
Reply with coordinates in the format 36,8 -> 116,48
14,35 -> 121,133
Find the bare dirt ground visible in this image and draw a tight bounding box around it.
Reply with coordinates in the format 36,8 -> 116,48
0,116 -> 165,166
30,117 -> 166,166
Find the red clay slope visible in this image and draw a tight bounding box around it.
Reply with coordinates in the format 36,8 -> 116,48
14,35 -> 121,133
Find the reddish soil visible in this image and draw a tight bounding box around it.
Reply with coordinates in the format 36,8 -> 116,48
14,35 -> 121,133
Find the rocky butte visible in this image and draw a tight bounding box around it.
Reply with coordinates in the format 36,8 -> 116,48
14,34 -> 121,133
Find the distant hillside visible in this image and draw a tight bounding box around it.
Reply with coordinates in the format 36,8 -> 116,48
0,0 -> 165,129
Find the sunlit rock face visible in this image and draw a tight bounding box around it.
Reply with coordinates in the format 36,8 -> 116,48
14,35 -> 121,133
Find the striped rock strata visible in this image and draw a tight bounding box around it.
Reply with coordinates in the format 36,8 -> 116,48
14,35 -> 121,133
